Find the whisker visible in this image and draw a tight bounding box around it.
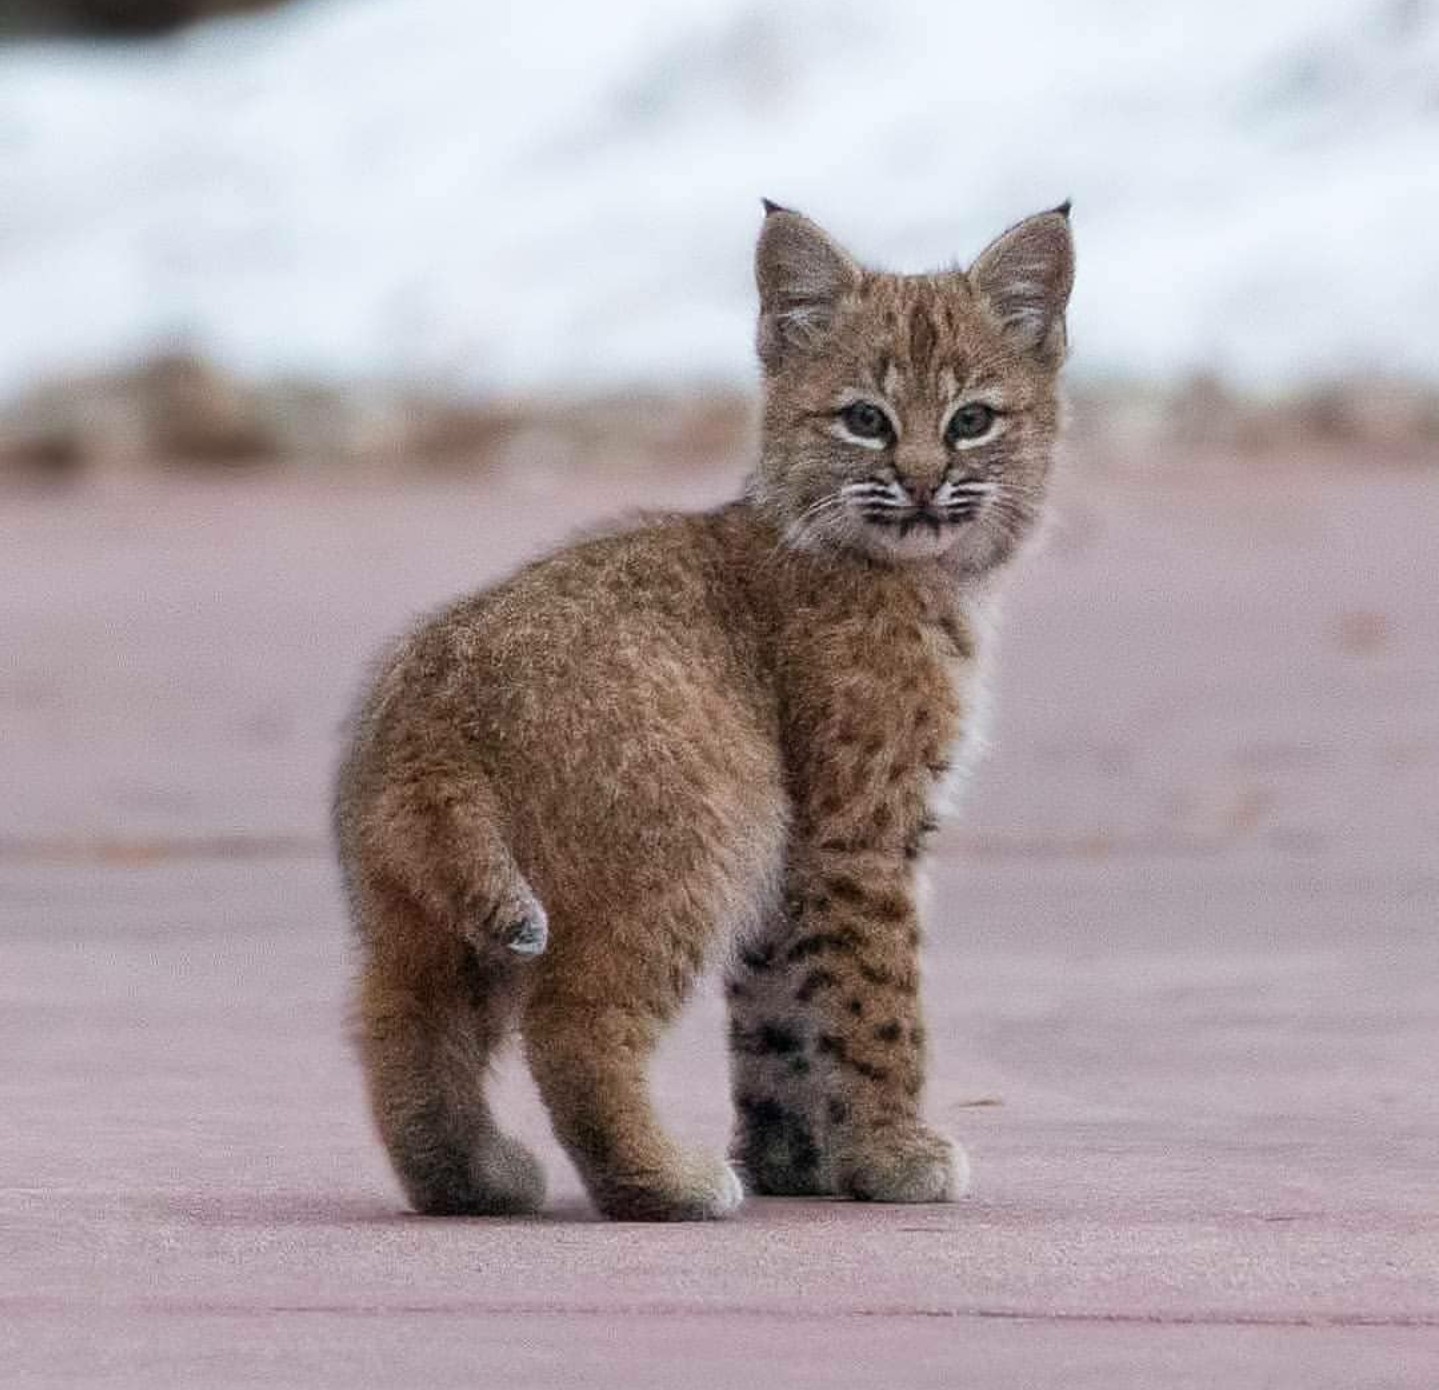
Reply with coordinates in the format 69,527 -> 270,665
783,492 -> 853,551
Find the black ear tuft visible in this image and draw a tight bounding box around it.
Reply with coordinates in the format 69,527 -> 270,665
761,197 -> 789,217
1053,198 -> 1073,219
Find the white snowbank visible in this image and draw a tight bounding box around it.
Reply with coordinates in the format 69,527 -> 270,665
2,0 -> 1437,398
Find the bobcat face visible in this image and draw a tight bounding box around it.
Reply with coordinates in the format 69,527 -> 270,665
752,202 -> 1074,576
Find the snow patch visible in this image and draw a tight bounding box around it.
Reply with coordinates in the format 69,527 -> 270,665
1,0 -> 1437,399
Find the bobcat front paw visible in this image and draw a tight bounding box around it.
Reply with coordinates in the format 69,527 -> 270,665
591,1152 -> 745,1222
731,1097 -> 833,1195
837,1125 -> 969,1204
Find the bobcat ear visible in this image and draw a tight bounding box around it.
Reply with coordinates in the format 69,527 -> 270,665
969,205 -> 1075,367
755,204 -> 862,371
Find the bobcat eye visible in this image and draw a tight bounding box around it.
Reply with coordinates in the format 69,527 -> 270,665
945,402 -> 996,444
839,401 -> 892,442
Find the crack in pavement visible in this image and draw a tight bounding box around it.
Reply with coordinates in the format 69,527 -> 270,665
3,1296 -> 1436,1330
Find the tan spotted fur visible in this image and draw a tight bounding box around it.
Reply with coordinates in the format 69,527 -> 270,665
334,201 -> 1074,1219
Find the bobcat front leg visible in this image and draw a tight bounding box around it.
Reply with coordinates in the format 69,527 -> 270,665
744,584 -> 976,1203
727,901 -> 833,1196
784,846 -> 965,1202
728,845 -> 968,1203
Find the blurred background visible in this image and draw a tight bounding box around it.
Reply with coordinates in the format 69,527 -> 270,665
2,0 -> 1438,477
4,7 -> 1438,1378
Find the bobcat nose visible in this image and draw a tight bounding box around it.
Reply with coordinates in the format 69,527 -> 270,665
905,479 -> 935,508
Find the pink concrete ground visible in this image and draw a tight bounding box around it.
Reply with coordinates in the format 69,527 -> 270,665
2,452 -> 1437,1386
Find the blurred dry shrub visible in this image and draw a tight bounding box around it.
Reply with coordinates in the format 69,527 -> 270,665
0,353 -> 757,485
141,355 -> 278,463
2,355 -> 1437,489
1065,374 -> 1439,475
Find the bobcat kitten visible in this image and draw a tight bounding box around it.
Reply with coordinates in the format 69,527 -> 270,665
334,200 -> 1075,1220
